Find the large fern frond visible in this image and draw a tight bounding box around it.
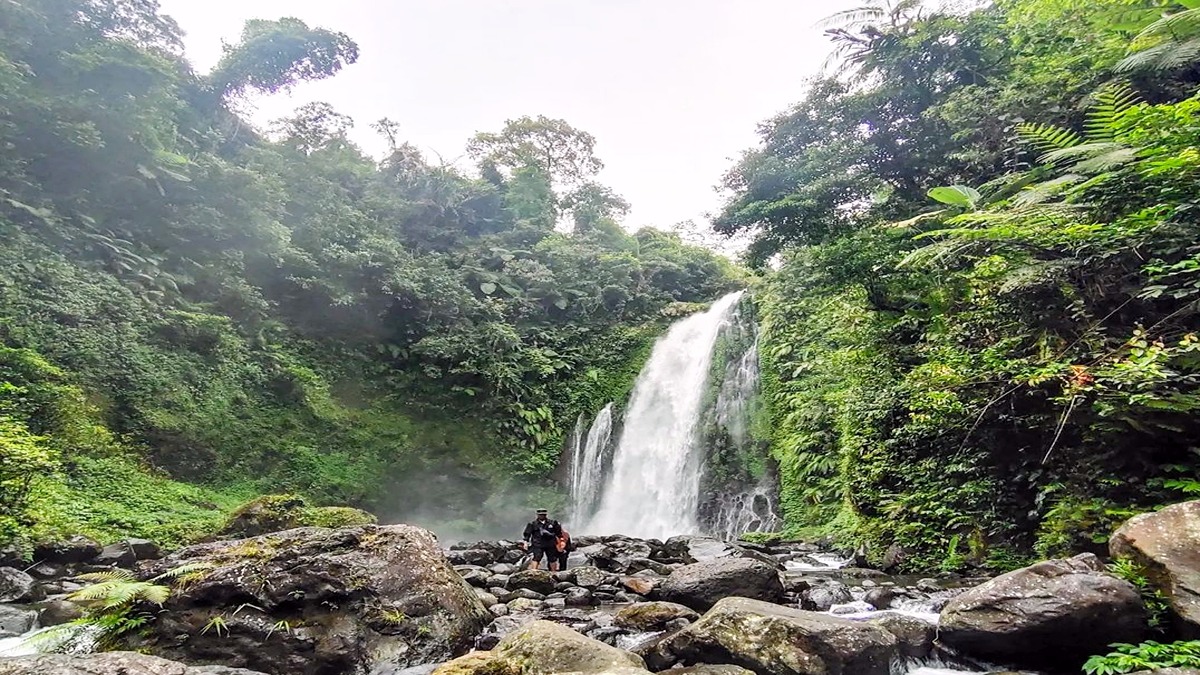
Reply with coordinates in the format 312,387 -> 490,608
816,5 -> 886,29
1017,123 -> 1083,156
1131,7 -> 1200,49
1084,85 -> 1143,140
1012,175 -> 1085,206
152,561 -> 215,583
1041,142 -> 1138,172
74,569 -> 135,584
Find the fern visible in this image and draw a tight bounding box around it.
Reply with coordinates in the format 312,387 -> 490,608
1084,86 -> 1143,141
1120,7 -> 1200,72
1017,122 -> 1084,156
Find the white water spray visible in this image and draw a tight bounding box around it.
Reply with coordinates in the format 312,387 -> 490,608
585,291 -> 744,538
567,402 -> 614,522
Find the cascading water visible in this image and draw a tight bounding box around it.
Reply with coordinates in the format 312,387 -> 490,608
567,402 -> 614,523
584,291 -> 745,538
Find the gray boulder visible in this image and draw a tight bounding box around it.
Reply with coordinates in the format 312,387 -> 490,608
663,596 -> 897,675
614,601 -> 700,631
0,568 -> 38,603
657,558 -> 784,611
0,604 -> 37,637
436,619 -> 647,674
0,652 -> 266,674
1111,500 -> 1200,637
32,536 -> 101,565
800,583 -> 852,611
939,553 -> 1147,668
136,525 -> 491,675
504,569 -> 556,595
574,566 -> 608,589
868,613 -> 936,659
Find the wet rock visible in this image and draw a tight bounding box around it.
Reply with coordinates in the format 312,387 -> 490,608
916,578 -> 940,593
0,604 -> 37,637
454,565 -> 491,587
489,563 -> 517,575
663,596 -> 897,675
1111,499 -> 1200,637
800,583 -> 852,611
446,549 -> 493,566
662,662 -> 753,667
488,603 -> 508,617
657,557 -> 784,611
565,586 -> 595,606
614,601 -> 700,631
782,576 -> 812,594
136,524 -> 490,675
486,574 -> 509,588
505,569 -> 556,595
626,558 -> 675,576
613,591 -> 643,603
126,538 -> 161,560
0,652 -> 267,674
33,536 -> 101,565
474,614 -> 533,650
574,566 -> 607,589
508,588 -> 547,602
940,553 -> 1147,668
552,569 -> 576,583
0,568 -> 39,603
435,619 -> 647,674
507,597 -> 544,613
621,576 -> 658,596
94,542 -> 137,567
869,613 -> 936,659
474,589 -> 498,607
583,540 -> 655,574
26,562 -> 65,579
35,598 -> 84,626
864,587 -> 895,610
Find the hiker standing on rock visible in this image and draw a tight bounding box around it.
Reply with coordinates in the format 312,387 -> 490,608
520,507 -> 562,571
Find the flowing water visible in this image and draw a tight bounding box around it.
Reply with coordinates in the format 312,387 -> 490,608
567,402 -> 614,523
584,291 -> 745,538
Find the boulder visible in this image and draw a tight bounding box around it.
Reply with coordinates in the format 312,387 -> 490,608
583,540 -> 655,574
94,542 -> 136,568
621,576 -> 658,596
868,613 -> 936,659
216,494 -> 375,539
0,604 -> 37,637
657,558 -> 784,611
574,566 -> 608,589
0,652 -> 267,674
34,598 -> 84,627
864,588 -> 895,610
564,587 -> 595,606
435,619 -> 647,674
614,601 -> 700,631
939,553 -> 1147,668
0,568 -> 39,603
445,549 -> 493,567
32,536 -> 101,565
136,525 -> 491,675
663,596 -> 897,675
666,667 -> 756,675
1111,500 -> 1200,637
799,583 -> 852,611
454,565 -> 491,588
504,569 -> 556,595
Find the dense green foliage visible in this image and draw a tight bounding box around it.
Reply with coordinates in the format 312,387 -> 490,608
1084,640 -> 1200,675
0,0 -> 738,547
727,0 -> 1200,569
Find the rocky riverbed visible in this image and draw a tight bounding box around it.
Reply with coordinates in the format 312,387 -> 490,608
0,500 -> 1197,674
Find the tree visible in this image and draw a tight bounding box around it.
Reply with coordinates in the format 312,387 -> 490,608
209,17 -> 359,97
563,182 -> 630,233
467,115 -> 603,188
271,102 -> 354,154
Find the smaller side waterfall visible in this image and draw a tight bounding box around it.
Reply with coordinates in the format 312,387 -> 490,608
567,403 -> 614,523
696,298 -> 782,539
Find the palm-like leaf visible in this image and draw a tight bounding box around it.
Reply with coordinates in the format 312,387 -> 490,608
1041,142 -> 1139,172
1120,7 -> 1200,72
1084,85 -> 1142,140
1017,123 -> 1084,156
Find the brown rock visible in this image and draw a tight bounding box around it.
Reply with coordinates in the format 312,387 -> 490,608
1111,500 -> 1200,637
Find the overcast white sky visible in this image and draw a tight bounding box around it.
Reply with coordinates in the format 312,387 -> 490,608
155,0 -> 855,231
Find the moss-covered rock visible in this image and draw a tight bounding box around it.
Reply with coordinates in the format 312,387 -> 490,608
614,601 -> 700,631
433,620 -> 648,674
218,494 -> 376,538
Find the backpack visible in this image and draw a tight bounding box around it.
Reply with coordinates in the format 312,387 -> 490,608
556,529 -> 573,553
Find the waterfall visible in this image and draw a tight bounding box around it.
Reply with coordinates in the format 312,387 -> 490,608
702,318 -> 783,540
567,402 -> 614,522
585,291 -> 745,538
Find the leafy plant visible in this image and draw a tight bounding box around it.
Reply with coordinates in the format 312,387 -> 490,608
1084,641 -> 1200,675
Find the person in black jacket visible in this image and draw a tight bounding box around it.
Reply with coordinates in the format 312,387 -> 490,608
520,508 -> 562,571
